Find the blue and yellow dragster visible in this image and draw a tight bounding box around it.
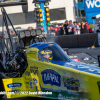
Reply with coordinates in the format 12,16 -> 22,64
1,42 -> 100,100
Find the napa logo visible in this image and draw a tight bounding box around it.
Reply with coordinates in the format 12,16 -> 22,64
41,69 -> 61,87
85,0 -> 100,8
7,83 -> 22,88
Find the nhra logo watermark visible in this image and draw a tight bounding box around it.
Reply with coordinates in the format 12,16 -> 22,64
85,0 -> 100,8
41,69 -> 61,87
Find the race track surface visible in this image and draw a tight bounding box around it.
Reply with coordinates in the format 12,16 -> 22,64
68,47 -> 100,59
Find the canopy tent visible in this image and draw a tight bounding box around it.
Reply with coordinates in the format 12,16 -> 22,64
96,14 -> 100,19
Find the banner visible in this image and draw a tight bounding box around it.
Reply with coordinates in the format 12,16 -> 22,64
84,0 -> 100,24
84,0 -> 100,13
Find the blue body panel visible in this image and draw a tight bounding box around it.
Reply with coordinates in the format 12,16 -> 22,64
30,42 -> 57,50
51,60 -> 100,75
30,42 -> 100,76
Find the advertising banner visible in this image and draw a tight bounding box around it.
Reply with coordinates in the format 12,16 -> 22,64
84,0 -> 100,13
84,0 -> 100,24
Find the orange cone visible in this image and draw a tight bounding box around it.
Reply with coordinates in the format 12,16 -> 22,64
91,45 -> 95,48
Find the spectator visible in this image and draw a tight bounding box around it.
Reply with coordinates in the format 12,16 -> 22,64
73,22 -> 76,26
54,25 -> 61,35
85,21 -> 89,33
81,21 -> 87,34
50,26 -> 55,33
54,25 -> 58,34
63,20 -> 69,34
76,22 -> 81,35
59,25 -> 64,35
74,22 -> 77,35
67,20 -> 74,34
57,25 -> 61,35
84,21 -> 87,33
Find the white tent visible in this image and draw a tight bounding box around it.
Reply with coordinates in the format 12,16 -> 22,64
96,14 -> 100,19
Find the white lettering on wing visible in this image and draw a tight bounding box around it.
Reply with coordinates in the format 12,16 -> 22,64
66,62 -> 100,74
88,68 -> 100,73
66,62 -> 76,66
78,64 -> 89,68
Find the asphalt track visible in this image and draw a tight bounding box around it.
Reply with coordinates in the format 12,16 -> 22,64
68,47 -> 100,59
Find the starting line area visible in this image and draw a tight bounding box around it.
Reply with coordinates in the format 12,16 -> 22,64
68,53 -> 98,66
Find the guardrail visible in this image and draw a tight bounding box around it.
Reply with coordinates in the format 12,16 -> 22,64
47,33 -> 99,48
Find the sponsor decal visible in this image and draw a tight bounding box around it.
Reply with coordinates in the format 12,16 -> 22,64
41,50 -> 52,54
30,66 -> 38,75
25,71 -> 30,76
33,78 -> 37,84
81,57 -> 92,61
29,81 -> 33,89
7,83 -> 22,88
63,77 -> 80,91
85,0 -> 100,8
41,69 -> 61,87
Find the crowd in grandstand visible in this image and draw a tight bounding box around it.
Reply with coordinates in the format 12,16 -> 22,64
49,20 -> 90,35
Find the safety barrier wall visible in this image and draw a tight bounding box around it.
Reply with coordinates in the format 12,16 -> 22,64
47,33 -> 99,48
